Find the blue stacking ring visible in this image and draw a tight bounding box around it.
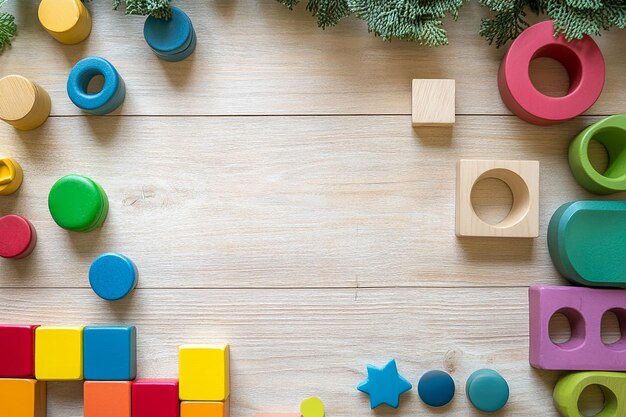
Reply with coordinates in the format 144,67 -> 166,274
89,252 -> 138,301
144,6 -> 196,62
67,57 -> 126,115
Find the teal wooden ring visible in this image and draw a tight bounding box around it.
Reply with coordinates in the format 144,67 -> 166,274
67,57 -> 126,115
569,115 -> 626,194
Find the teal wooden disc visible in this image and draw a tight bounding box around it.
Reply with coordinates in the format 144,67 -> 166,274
466,369 -> 509,413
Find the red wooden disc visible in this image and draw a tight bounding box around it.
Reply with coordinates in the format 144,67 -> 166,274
0,215 -> 37,259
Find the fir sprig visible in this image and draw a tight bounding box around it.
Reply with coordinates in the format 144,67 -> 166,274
0,0 -> 17,51
112,0 -> 172,19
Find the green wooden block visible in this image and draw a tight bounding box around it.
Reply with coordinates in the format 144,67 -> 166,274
48,175 -> 109,232
569,115 -> 626,195
548,201 -> 626,287
553,372 -> 626,417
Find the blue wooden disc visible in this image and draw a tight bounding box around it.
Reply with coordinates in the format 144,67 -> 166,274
144,6 -> 193,55
153,29 -> 196,62
67,56 -> 125,115
89,253 -> 138,301
466,369 -> 509,413
417,370 -> 455,407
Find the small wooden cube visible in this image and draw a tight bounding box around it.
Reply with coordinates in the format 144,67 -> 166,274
132,379 -> 180,417
84,381 -> 132,417
411,79 -> 455,126
181,399 -> 229,417
179,345 -> 229,401
0,379 -> 46,417
456,159 -> 540,238
35,326 -> 84,380
0,325 -> 38,377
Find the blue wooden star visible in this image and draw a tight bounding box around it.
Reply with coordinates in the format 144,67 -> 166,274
357,359 -> 413,409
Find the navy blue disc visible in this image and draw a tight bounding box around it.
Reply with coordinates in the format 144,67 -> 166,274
417,370 -> 455,407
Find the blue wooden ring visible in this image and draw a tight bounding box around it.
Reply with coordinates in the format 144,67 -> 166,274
67,56 -> 125,115
153,29 -> 196,62
89,252 -> 138,301
144,6 -> 194,55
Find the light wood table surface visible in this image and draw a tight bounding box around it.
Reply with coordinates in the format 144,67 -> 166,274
1,1 -> 623,416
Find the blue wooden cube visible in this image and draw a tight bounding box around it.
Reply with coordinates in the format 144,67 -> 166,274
84,326 -> 136,381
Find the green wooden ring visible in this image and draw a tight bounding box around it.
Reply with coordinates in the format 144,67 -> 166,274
569,114 -> 626,194
553,372 -> 626,417
48,175 -> 109,232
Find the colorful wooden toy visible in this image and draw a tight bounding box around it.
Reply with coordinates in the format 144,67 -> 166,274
83,326 -> 137,380
67,57 -> 126,115
89,254 -> 138,301
553,371 -> 626,417
357,359 -> 412,409
456,159 -> 540,237
411,79 -> 455,126
569,115 -> 626,194
38,0 -> 91,44
498,20 -> 605,125
253,415 -> 301,417
48,174 -> 109,232
132,379 -> 180,417
0,158 -> 24,195
0,75 -> 51,130
0,379 -> 46,417
0,325 -> 38,378
84,381 -> 132,417
34,326 -> 84,380
180,399 -> 230,417
529,286 -> 626,370
417,370 -> 455,407
465,369 -> 509,413
300,397 -> 324,417
144,7 -> 196,62
179,345 -> 230,401
0,215 -> 37,259
548,201 -> 626,287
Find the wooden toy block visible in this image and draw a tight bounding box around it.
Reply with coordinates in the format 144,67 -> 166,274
553,372 -> 626,417
0,158 -> 24,195
456,159 -> 540,238
144,7 -> 197,62
38,0 -> 92,44
89,254 -> 138,301
84,326 -> 136,380
411,79 -> 455,126
180,399 -> 230,417
34,326 -> 84,380
132,379 -> 180,417
48,175 -> 109,232
0,75 -> 51,131
67,57 -> 126,115
499,21 -> 604,125
465,369 -> 509,413
300,397 -> 324,417
357,359 -> 412,409
569,115 -> 626,194
548,201 -> 626,287
529,286 -> 626,371
0,325 -> 38,378
0,215 -> 37,259
253,415 -> 301,417
0,379 -> 46,417
84,381 -> 132,417
179,345 -> 229,401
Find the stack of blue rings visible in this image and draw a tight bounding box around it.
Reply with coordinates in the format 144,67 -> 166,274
67,56 -> 126,115
144,6 -> 196,62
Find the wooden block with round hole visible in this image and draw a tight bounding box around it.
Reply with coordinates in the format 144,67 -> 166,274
553,371 -> 626,417
411,79 -> 455,126
456,159 -> 539,238
529,286 -> 626,371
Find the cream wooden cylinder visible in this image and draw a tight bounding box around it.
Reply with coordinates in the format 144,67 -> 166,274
0,75 -> 51,131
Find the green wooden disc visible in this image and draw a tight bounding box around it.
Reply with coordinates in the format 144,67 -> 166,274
48,175 -> 108,232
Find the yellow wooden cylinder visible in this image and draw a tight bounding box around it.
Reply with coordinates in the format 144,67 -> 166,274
0,158 -> 24,196
38,0 -> 92,45
0,75 -> 51,131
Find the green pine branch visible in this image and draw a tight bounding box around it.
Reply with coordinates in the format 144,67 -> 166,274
112,0 -> 171,19
276,0 -> 351,28
0,0 -> 17,51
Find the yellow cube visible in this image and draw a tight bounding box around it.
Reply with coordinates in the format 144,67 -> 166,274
35,326 -> 84,380
179,344 -> 229,401
0,379 -> 46,417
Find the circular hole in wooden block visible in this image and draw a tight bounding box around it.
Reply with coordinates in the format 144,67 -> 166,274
601,308 -> 626,349
471,169 -> 530,229
470,178 -> 513,226
549,308 -> 585,349
86,75 -> 105,95
587,139 -> 610,175
529,57 -> 571,97
577,384 -> 614,417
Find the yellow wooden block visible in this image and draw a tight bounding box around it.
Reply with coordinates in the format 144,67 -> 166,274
0,75 -> 51,131
412,79 -> 455,126
181,399 -> 230,417
0,158 -> 24,195
179,344 -> 229,401
0,379 -> 46,417
38,0 -> 92,44
35,326 -> 84,380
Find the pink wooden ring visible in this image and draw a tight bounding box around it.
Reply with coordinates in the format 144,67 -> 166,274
498,20 -> 605,125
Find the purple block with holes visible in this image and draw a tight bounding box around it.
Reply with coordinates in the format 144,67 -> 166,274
529,286 -> 626,371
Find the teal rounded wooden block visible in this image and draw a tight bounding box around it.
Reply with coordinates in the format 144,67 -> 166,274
466,369 -> 509,413
548,201 -> 626,287
569,115 -> 626,194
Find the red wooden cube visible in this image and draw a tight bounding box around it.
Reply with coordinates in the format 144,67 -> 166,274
0,325 -> 39,378
132,379 -> 180,417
